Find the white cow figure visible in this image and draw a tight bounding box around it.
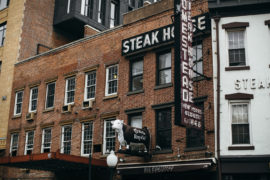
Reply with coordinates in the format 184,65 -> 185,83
111,119 -> 150,152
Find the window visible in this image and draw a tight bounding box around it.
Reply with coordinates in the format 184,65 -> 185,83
157,50 -> 171,85
228,30 -> 246,66
61,125 -> 72,154
0,61 -> 2,72
156,108 -> 171,150
67,0 -> 71,13
138,0 -> 144,8
45,82 -> 55,109
192,43 -> 203,77
103,118 -> 116,154
65,77 -> 75,105
14,90 -> 23,115
0,22 -> 6,46
29,87 -> 38,112
0,0 -> 9,11
129,114 -> 142,128
81,0 -> 93,18
130,60 -> 143,91
97,0 -> 105,24
10,133 -> 19,156
84,71 -> 96,100
81,122 -> 93,156
231,103 -> 250,144
24,131 -> 34,155
105,65 -> 118,96
41,128 -> 51,153
110,0 -> 119,28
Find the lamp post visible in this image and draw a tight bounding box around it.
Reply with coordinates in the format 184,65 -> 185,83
106,150 -> 118,180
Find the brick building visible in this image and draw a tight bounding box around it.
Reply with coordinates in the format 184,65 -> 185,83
1,0 -> 215,179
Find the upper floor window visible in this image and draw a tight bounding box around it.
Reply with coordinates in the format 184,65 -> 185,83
231,102 -> 250,145
41,128 -> 51,153
156,108 -> 171,151
110,0 -> 119,28
0,0 -> 9,11
0,22 -> 6,46
14,90 -> 23,115
81,122 -> 93,156
186,101 -> 205,148
157,50 -> 171,85
228,30 -> 246,67
129,113 -> 142,128
45,82 -> 55,109
130,59 -> 143,91
67,0 -> 71,14
81,0 -> 93,18
61,125 -> 72,154
98,0 -> 105,24
84,71 -> 96,100
105,65 -> 118,96
10,133 -> 19,156
29,87 -> 38,112
192,43 -> 203,77
65,77 -> 76,105
24,131 -> 34,155
103,118 -> 116,154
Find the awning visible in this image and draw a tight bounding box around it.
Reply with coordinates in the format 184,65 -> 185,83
0,151 -> 107,172
117,158 -> 215,175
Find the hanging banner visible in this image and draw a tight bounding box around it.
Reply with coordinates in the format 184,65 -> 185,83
178,0 -> 203,129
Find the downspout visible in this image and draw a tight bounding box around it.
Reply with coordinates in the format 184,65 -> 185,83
214,16 -> 222,180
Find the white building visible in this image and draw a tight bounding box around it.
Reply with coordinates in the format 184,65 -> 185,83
210,0 -> 270,179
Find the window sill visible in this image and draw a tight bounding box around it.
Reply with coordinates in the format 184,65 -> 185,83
43,108 -> 54,113
103,94 -> 118,100
153,149 -> 173,155
228,146 -> 255,150
12,115 -> 22,119
225,66 -> 250,71
127,89 -> 144,96
154,83 -> 173,90
184,146 -> 207,152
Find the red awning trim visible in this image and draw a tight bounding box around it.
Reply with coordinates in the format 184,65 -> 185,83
0,151 -> 107,167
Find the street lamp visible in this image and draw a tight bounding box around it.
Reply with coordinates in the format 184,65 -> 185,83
106,150 -> 118,180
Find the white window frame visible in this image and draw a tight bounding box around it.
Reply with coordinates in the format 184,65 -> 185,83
61,125 -> 72,154
45,82 -> 55,109
84,71 -> 96,101
28,87 -> 38,113
10,133 -> 19,156
105,64 -> 118,96
226,29 -> 248,67
41,128 -> 52,153
229,100 -> 252,146
81,122 -> 93,156
103,118 -> 116,154
24,131 -> 34,155
14,90 -> 24,116
64,77 -> 76,105
110,1 -> 116,28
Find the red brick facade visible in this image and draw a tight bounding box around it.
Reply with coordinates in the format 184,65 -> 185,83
5,0 -> 214,179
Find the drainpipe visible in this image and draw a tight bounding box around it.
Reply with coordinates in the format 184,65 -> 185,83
214,16 -> 222,180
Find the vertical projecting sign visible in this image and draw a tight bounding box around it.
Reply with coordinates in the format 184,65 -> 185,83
174,0 -> 203,129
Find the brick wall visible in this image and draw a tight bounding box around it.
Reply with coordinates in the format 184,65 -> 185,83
6,0 -> 214,172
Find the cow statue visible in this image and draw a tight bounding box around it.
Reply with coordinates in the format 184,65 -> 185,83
111,119 -> 150,153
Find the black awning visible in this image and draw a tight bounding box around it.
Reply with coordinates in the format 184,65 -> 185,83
117,158 -> 215,175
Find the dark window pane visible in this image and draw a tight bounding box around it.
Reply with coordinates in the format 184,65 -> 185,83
156,109 -> 171,150
232,124 -> 250,144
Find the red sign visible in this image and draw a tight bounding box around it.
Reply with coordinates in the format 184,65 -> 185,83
180,0 -> 202,129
